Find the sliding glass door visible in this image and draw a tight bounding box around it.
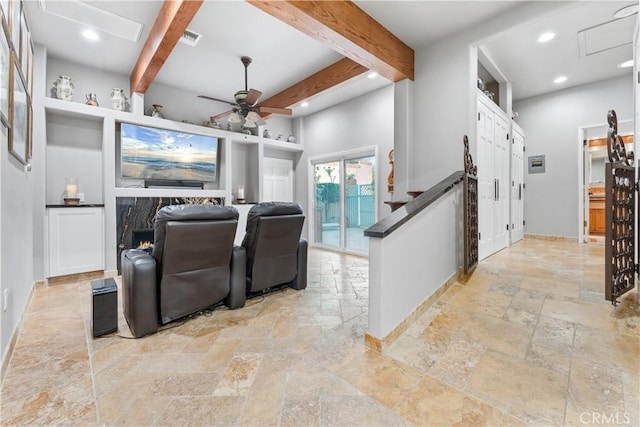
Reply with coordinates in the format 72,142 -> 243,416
311,150 -> 376,254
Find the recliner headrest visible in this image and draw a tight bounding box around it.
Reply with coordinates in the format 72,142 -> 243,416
246,202 -> 303,229
157,204 -> 239,222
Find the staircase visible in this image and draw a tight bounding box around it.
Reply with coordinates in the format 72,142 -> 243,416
384,191 -> 424,212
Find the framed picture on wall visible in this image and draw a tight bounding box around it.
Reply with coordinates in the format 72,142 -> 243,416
9,0 -> 19,53
0,18 -> 9,122
0,112 -> 8,154
19,5 -> 25,74
9,59 -> 28,165
0,0 -> 8,28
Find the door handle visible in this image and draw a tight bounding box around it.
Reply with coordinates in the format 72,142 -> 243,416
518,183 -> 522,200
494,179 -> 498,201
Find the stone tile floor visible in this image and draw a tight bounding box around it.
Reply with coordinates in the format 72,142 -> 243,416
1,239 -> 638,426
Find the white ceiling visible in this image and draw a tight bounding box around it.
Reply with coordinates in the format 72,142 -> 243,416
481,1 -> 636,101
25,1 -> 638,117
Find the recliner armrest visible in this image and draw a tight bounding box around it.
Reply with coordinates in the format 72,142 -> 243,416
226,245 -> 247,309
291,239 -> 308,290
121,249 -> 158,338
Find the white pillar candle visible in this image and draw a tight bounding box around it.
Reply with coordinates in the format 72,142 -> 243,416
237,185 -> 245,200
65,184 -> 78,198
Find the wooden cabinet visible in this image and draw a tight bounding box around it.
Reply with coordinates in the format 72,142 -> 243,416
47,207 -> 105,277
589,199 -> 605,234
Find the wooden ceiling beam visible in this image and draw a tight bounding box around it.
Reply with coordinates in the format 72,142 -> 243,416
130,0 -> 203,94
257,57 -> 368,115
246,0 -> 414,82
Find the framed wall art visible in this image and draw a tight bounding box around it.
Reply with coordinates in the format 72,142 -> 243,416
9,0 -> 19,52
9,58 -> 28,164
0,18 -> 9,122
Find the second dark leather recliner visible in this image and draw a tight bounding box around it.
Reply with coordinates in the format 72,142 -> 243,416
121,204 -> 246,338
242,202 -> 308,295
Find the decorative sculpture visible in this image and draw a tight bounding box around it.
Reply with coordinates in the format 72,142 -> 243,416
387,149 -> 394,193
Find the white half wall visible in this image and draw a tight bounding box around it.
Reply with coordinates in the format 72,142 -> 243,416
368,186 -> 462,338
513,75 -> 633,238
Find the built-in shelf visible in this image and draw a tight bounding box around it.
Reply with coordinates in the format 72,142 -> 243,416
263,139 -> 303,152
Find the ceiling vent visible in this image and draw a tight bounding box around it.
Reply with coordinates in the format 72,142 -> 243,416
179,29 -> 202,47
578,15 -> 635,57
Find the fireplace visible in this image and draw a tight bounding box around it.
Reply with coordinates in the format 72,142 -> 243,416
116,196 -> 224,273
132,228 -> 154,254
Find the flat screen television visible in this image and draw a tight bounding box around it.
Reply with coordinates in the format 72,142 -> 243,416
120,122 -> 218,183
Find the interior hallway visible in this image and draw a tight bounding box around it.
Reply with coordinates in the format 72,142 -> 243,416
1,239 -> 638,426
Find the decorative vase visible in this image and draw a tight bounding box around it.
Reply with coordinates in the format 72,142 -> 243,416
85,93 -> 98,106
55,75 -> 74,101
263,129 -> 271,139
110,88 -> 127,111
287,134 -> 296,143
151,104 -> 164,118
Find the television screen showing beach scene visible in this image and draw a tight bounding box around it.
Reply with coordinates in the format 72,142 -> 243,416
121,123 -> 218,182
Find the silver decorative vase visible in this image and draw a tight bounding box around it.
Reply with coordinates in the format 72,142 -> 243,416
55,75 -> 74,101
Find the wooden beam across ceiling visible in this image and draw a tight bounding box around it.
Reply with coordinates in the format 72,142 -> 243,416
246,0 -> 414,82
257,57 -> 368,115
130,0 -> 204,94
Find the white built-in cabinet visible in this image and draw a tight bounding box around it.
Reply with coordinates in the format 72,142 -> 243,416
262,157 -> 294,203
41,97 -> 302,274
477,92 -> 510,260
510,123 -> 525,243
47,207 -> 105,277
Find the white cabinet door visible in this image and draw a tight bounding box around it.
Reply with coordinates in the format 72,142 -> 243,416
477,95 -> 512,260
262,157 -> 293,202
494,114 -> 510,251
510,124 -> 525,243
48,207 -> 104,277
477,100 -> 495,260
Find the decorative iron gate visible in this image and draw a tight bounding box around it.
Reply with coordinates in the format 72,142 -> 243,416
605,110 -> 636,305
463,135 -> 479,274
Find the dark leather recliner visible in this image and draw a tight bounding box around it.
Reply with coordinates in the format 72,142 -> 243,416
242,202 -> 308,295
121,204 -> 246,338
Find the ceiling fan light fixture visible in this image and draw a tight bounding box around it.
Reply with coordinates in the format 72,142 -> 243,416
228,111 -> 242,123
246,111 -> 261,123
243,119 -> 257,129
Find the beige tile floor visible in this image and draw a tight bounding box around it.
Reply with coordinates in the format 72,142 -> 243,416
1,239 -> 638,426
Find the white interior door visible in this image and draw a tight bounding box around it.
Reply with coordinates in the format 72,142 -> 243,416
477,100 -> 495,260
494,114 -> 510,251
262,157 -> 293,202
511,125 -> 525,243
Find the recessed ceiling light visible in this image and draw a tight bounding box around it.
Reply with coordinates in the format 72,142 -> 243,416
553,76 -> 567,84
82,29 -> 100,41
537,32 -> 556,43
618,59 -> 634,68
614,4 -> 639,19
367,72 -> 378,79
301,101 -> 309,108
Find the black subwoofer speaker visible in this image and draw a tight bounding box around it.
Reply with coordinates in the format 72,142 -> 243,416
92,278 -> 118,337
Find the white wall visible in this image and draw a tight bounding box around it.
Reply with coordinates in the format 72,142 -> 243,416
295,84 -> 394,237
513,75 -> 633,238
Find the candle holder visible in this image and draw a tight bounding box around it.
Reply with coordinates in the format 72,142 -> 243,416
64,178 -> 80,206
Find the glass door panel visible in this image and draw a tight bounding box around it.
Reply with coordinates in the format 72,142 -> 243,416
313,161 -> 341,249
344,156 -> 376,253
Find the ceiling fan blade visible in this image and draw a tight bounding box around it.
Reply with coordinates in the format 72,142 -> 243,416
198,95 -> 237,107
245,89 -> 262,106
211,110 -> 233,120
256,106 -> 293,116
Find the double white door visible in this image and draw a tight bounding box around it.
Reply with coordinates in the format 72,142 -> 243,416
477,97 -> 510,260
262,157 -> 294,202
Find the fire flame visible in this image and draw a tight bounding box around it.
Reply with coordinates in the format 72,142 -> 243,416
138,240 -> 153,249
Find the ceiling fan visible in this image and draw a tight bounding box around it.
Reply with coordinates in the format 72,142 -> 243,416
197,56 -> 292,128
